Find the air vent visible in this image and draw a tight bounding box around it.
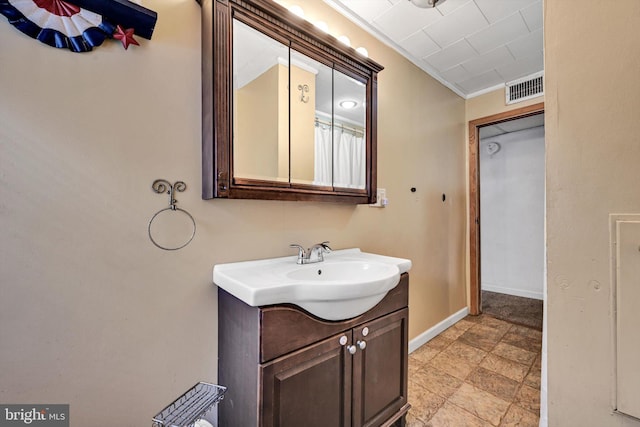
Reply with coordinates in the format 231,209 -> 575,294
505,72 -> 544,104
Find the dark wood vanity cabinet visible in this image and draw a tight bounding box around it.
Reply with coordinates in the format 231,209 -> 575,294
261,331 -> 352,427
218,274 -> 410,427
353,309 -> 408,427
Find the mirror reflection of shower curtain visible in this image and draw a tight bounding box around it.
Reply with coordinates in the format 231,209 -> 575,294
314,125 -> 332,186
314,125 -> 365,189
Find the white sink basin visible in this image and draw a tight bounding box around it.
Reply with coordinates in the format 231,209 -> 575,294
213,248 -> 412,320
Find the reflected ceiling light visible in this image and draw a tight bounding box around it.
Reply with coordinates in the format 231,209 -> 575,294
355,47 -> 368,57
314,21 -> 329,32
288,5 -> 305,18
340,100 -> 358,109
409,0 -> 447,8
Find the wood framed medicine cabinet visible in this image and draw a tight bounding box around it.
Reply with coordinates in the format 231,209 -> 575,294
199,0 -> 384,203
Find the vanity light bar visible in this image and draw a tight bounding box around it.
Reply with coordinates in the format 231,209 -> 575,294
281,3 -> 368,59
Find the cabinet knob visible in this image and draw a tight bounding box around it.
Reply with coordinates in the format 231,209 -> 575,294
362,327 -> 369,337
357,340 -> 367,350
339,335 -> 348,346
347,345 -> 357,355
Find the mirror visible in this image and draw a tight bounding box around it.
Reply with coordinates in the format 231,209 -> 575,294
233,19 -> 290,183
332,71 -> 366,189
202,0 -> 383,203
289,49 -> 333,187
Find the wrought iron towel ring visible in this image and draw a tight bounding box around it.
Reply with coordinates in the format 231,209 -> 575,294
148,179 -> 196,251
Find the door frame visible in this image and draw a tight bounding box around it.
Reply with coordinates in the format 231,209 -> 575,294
468,102 -> 545,315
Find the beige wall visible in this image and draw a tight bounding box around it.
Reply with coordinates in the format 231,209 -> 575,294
234,64 -> 281,180
545,0 -> 640,425
290,65 -> 316,183
465,89 -> 543,123
278,63 -> 289,179
0,0 -> 465,424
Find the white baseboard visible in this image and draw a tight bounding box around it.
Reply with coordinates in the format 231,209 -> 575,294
408,307 -> 469,353
482,284 -> 543,300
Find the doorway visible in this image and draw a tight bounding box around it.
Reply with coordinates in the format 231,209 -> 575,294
468,103 -> 544,317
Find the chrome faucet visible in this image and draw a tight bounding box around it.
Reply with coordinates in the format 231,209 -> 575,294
289,241 -> 332,264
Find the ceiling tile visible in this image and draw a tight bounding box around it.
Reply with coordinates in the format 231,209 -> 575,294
496,51 -> 543,82
480,115 -> 543,138
506,28 -> 543,59
373,1 -> 442,42
423,1 -> 489,48
456,69 -> 504,93
440,65 -> 474,83
435,0 -> 473,15
473,0 -> 537,23
338,0 -> 394,22
324,0 -> 545,97
467,13 -> 529,54
423,39 -> 477,72
498,114 -> 544,133
399,30 -> 441,58
461,46 -> 514,75
479,124 -> 506,138
520,0 -> 543,31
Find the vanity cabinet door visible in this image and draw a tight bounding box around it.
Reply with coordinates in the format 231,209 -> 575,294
352,309 -> 409,427
260,332 -> 352,427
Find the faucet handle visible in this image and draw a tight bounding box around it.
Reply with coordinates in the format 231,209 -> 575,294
318,241 -> 332,252
289,244 -> 306,263
289,244 -> 305,254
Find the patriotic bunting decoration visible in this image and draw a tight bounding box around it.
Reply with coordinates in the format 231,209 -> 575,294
0,0 -> 157,52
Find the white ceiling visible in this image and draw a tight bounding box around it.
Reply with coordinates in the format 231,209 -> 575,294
324,0 -> 543,98
479,112 -> 544,138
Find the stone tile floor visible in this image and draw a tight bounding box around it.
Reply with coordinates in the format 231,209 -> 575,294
407,314 -> 542,427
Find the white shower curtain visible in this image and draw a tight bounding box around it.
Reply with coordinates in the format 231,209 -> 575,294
314,125 -> 365,189
313,125 -> 332,186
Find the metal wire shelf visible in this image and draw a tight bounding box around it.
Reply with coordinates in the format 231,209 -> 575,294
152,382 -> 226,427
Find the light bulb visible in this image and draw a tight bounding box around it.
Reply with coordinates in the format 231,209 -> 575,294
337,35 -> 351,47
314,21 -> 329,33
356,47 -> 368,57
288,5 -> 304,18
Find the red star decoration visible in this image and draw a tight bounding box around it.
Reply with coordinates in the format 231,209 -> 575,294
113,25 -> 139,50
